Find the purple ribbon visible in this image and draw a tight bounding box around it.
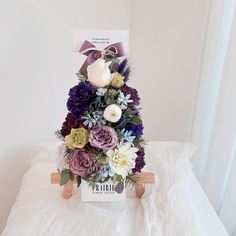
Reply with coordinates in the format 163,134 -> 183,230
79,40 -> 125,75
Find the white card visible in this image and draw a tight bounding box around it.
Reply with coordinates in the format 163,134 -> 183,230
81,180 -> 126,202
73,30 -> 129,54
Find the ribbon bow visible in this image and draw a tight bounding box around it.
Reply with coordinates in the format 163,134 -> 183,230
79,40 -> 125,75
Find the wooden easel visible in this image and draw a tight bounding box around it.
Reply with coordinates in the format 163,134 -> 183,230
51,172 -> 155,199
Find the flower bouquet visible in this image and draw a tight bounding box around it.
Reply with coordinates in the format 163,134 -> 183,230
53,40 -> 152,198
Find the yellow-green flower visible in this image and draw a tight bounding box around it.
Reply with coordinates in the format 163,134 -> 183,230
111,73 -> 124,89
65,128 -> 89,149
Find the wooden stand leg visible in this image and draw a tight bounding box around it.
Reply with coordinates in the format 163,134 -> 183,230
63,180 -> 73,199
134,172 -> 155,198
135,183 -> 145,198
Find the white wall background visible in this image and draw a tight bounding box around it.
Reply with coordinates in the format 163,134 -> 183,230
0,0 -> 212,233
191,0 -> 236,234
0,0 -> 130,231
130,0 -> 209,141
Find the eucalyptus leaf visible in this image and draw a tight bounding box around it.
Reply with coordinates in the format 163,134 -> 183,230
97,155 -> 107,164
122,109 -> 134,118
70,172 -> 74,181
77,176 -> 81,188
60,170 -> 71,186
113,174 -> 123,182
130,116 -> 142,125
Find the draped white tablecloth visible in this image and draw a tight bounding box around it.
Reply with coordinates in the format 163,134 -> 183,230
2,142 -> 228,236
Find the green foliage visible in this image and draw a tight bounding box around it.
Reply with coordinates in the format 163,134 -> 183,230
114,108 -> 142,130
76,72 -> 86,82
104,89 -> 119,105
130,116 -> 142,125
104,51 -> 120,73
97,155 -> 107,164
60,170 -> 71,186
114,119 -> 128,130
112,174 -> 123,182
55,130 -> 65,141
133,138 -> 146,149
77,176 -> 81,188
122,109 -> 135,118
65,146 -> 73,156
125,173 -> 139,188
86,175 -> 96,189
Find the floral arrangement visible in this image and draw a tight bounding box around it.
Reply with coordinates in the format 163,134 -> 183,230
56,41 -> 146,190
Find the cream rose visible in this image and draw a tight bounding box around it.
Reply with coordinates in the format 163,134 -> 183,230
103,104 -> 122,123
87,58 -> 112,88
111,73 -> 124,89
65,128 -> 89,149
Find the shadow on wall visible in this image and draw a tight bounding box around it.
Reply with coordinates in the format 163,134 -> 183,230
0,144 -> 42,233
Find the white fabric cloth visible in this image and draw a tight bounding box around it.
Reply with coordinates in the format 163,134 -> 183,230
2,142 -> 228,236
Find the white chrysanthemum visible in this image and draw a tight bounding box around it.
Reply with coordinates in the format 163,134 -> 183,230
106,143 -> 138,178
103,104 -> 122,123
87,58 -> 112,87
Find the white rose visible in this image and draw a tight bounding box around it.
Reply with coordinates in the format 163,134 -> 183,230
103,104 -> 122,123
87,58 -> 112,88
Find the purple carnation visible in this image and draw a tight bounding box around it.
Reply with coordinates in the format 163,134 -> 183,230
128,123 -> 144,138
68,149 -> 96,177
132,148 -> 145,173
60,113 -> 83,137
67,99 -> 88,117
89,125 -> 118,151
67,81 -> 97,117
121,84 -> 140,108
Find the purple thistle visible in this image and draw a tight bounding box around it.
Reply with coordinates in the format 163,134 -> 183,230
118,59 -> 128,74
118,59 -> 131,82
123,67 -> 131,82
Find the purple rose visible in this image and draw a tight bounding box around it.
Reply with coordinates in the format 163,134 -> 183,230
68,149 -> 95,177
89,125 -> 118,151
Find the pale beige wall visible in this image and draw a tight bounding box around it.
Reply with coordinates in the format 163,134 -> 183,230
129,0 -> 210,141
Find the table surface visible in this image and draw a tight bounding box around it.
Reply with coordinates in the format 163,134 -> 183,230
188,171 -> 228,235
2,141 -> 229,236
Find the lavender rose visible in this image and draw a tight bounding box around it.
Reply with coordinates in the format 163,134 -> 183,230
89,125 -> 118,151
56,143 -> 69,171
68,149 -> 95,177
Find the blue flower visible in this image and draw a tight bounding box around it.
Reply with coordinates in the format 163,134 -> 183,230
94,171 -> 103,181
81,111 -> 106,127
81,114 -> 96,128
102,165 -> 115,177
118,92 -> 133,105
92,111 -> 106,126
119,128 -> 136,143
96,88 -> 107,96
